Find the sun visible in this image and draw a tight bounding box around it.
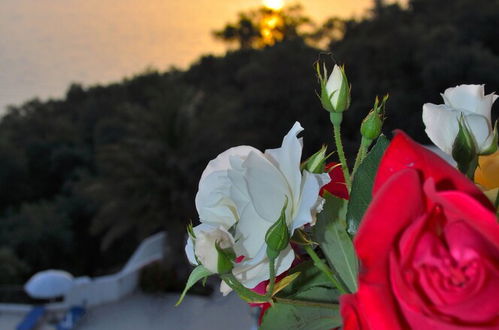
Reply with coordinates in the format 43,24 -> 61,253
262,0 -> 285,11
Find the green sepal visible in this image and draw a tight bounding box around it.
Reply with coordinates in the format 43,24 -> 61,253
452,116 -> 478,179
317,63 -> 335,113
479,120 -> 498,155
186,222 -> 196,240
215,241 -> 236,274
302,145 -> 329,174
332,65 -> 350,113
175,265 -> 212,306
291,228 -> 315,246
265,197 -> 290,258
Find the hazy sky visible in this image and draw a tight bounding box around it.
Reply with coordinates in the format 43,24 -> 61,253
0,0 -> 382,111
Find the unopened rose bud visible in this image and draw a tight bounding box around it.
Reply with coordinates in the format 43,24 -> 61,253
190,224 -> 236,274
360,95 -> 387,141
452,116 -> 478,177
265,198 -> 290,259
361,111 -> 382,141
317,63 -> 351,114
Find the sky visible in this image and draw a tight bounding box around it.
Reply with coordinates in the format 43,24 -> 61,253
0,0 -> 385,112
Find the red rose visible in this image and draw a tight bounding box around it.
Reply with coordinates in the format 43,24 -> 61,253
340,293 -> 369,330
320,162 -> 349,200
341,132 -> 499,329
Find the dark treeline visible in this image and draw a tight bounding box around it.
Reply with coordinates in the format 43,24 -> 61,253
0,0 -> 498,290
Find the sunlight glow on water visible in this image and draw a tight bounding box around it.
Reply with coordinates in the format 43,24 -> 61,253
0,0 -> 380,112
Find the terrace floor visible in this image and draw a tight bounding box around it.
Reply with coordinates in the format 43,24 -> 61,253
1,291 -> 257,330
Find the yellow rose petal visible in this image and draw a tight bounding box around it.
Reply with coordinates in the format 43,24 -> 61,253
475,151 -> 499,190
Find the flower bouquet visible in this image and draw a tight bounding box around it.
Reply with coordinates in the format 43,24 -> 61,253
177,62 -> 499,329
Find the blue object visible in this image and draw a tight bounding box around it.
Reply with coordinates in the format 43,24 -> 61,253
56,306 -> 86,330
16,306 -> 46,330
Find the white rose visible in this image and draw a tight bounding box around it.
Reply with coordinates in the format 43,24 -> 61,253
192,122 -> 330,294
185,223 -> 235,274
423,84 -> 497,154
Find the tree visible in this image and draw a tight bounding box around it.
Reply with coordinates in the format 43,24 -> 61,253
213,5 -> 330,49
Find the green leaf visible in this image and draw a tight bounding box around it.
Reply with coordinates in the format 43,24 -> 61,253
314,193 -> 358,293
279,260 -> 338,302
175,265 -> 212,306
346,135 -> 389,235
290,228 -> 314,246
272,272 -> 301,296
260,303 -> 341,330
260,261 -> 341,330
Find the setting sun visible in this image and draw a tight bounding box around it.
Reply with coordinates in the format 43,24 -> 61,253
263,0 -> 285,11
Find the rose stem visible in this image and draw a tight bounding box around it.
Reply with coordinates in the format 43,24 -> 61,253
273,297 -> 339,310
266,256 -> 277,298
352,136 -> 371,178
220,273 -> 270,303
330,112 -> 351,190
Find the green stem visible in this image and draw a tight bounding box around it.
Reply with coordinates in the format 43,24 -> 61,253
330,113 -> 351,190
266,255 -> 277,298
352,136 -> 372,178
274,297 -> 339,310
466,157 -> 478,181
495,190 -> 499,210
220,273 -> 270,303
303,245 -> 349,295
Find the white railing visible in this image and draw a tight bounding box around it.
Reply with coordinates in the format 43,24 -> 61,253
63,231 -> 167,307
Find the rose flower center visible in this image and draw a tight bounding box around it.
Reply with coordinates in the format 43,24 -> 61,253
444,258 -> 478,289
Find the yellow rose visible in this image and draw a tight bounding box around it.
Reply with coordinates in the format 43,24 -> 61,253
475,151 -> 499,190
475,151 -> 499,207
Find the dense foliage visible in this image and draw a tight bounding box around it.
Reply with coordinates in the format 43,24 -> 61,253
0,0 -> 497,290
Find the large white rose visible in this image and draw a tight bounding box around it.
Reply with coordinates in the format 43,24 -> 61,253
190,122 -> 330,294
185,224 -> 235,274
423,84 -> 497,154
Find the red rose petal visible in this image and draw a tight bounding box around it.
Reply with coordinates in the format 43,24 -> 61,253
374,131 -> 493,210
355,168 -> 424,283
320,162 -> 349,199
